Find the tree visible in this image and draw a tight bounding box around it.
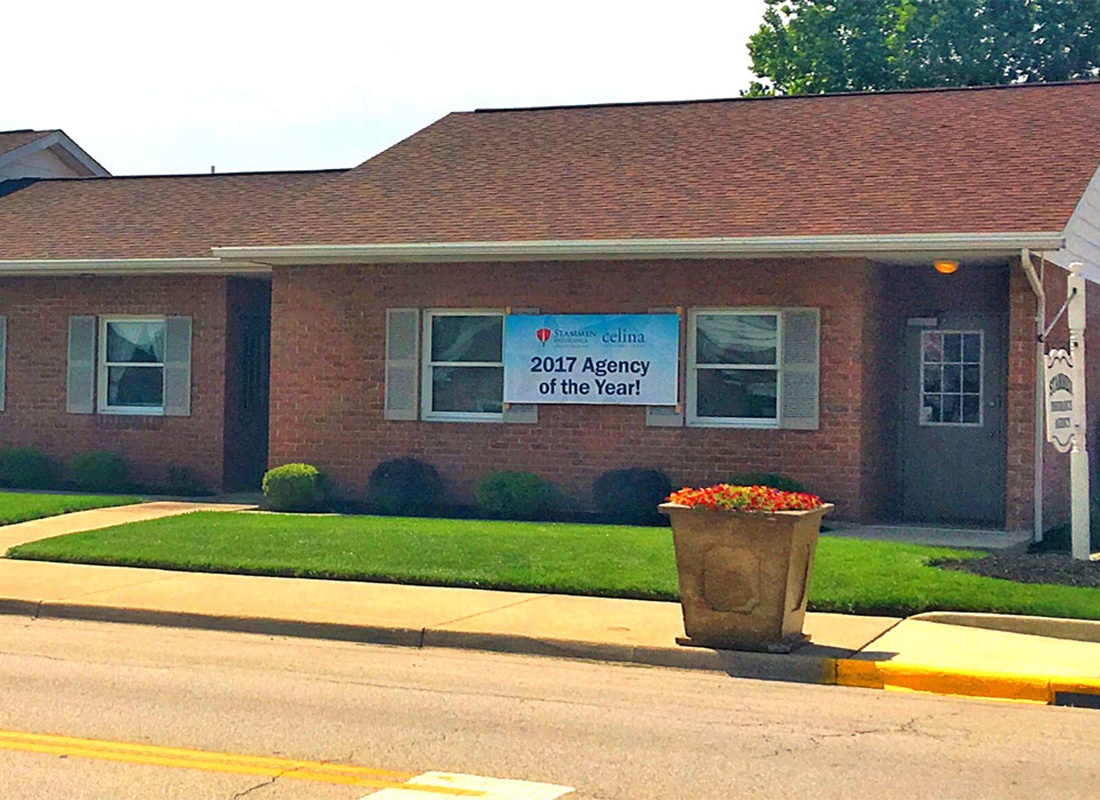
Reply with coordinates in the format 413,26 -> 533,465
745,0 -> 1100,96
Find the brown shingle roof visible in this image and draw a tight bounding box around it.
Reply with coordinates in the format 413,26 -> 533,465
255,81 -> 1100,246
0,130 -> 56,158
0,170 -> 346,260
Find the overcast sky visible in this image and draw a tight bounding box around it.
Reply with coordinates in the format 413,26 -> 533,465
4,0 -> 768,176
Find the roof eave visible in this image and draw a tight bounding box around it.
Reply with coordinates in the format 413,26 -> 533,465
211,232 -> 1068,266
0,258 -> 269,277
0,131 -> 110,178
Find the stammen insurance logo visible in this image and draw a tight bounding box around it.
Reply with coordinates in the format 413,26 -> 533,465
536,328 -> 551,345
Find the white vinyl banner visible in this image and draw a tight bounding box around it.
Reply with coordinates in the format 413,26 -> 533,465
504,314 -> 679,405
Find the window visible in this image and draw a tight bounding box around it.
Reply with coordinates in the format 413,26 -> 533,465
920,330 -> 983,426
98,317 -> 167,414
422,310 -> 504,421
687,308 -> 819,429
689,311 -> 780,427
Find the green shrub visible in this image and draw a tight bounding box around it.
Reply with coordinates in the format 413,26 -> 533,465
166,466 -> 209,497
477,471 -> 557,520
72,451 -> 131,493
0,448 -> 57,489
728,472 -> 806,494
592,468 -> 672,525
261,463 -> 330,512
368,457 -> 445,515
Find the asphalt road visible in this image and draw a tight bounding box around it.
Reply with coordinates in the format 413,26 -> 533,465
0,615 -> 1097,799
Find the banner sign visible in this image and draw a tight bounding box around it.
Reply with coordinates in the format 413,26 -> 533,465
1045,349 -> 1076,453
504,314 -> 679,405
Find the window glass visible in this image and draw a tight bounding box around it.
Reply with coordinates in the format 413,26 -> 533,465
102,319 -> 166,411
431,315 -> 502,362
690,311 -> 781,425
695,314 -> 777,365
107,366 -> 164,407
431,366 -> 503,413
426,312 -> 504,419
106,321 -> 165,363
696,369 -> 778,419
920,329 -> 982,426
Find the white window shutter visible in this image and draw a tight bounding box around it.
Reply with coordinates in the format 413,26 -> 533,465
163,316 -> 193,417
0,316 -> 6,412
385,308 -> 420,420
67,316 -> 96,414
780,308 -> 820,430
503,307 -> 538,424
646,306 -> 683,427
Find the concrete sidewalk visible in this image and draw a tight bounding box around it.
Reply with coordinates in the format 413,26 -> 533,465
2,501 -> 1099,706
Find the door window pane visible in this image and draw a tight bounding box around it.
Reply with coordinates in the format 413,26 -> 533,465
920,329 -> 982,427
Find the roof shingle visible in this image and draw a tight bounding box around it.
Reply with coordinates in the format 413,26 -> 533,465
259,81 -> 1100,245
0,170 -> 345,260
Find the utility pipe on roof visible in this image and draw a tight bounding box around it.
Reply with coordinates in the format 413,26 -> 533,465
1020,248 -> 1045,543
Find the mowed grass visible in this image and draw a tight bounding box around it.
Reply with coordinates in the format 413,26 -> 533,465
7,510 -> 1100,619
0,491 -> 140,526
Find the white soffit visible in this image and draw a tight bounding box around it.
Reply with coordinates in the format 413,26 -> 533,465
212,232 -> 1066,266
0,131 -> 109,178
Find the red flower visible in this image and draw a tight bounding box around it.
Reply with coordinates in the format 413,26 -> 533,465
667,484 -> 824,513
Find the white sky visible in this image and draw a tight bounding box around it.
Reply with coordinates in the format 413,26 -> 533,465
3,0 -> 768,176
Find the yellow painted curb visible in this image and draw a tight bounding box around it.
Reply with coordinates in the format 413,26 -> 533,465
834,658 -> 883,689
1050,677 -> 1100,696
835,659 -> 1062,703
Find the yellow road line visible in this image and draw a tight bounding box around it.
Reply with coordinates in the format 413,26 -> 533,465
0,730 -> 483,795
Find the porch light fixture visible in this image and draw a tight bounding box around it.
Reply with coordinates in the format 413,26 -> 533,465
934,260 -> 959,275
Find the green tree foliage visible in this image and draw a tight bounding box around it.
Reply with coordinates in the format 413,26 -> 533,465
746,0 -> 1100,96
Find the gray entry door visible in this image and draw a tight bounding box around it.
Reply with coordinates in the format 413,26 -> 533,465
898,315 -> 1006,525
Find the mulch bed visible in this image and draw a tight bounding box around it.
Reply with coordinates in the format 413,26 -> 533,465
937,551 -> 1100,589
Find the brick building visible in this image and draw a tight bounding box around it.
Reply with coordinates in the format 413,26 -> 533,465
2,81 -> 1100,536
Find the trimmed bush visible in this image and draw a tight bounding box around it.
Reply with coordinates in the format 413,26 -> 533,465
477,471 -> 557,520
368,457 -> 445,515
261,463 -> 331,512
728,472 -> 807,494
593,467 -> 672,525
72,451 -> 131,493
0,448 -> 57,489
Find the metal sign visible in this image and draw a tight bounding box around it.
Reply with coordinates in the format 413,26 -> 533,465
1044,349 -> 1076,453
503,314 -> 679,405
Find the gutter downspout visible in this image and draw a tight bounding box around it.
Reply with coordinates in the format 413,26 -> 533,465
1021,249 -> 1045,542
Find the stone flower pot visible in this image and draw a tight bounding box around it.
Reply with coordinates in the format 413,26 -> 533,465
660,501 -> 833,653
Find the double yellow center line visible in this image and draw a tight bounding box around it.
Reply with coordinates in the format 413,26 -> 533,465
0,729 -> 484,795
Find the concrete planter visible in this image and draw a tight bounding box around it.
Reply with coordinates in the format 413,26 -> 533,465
660,502 -> 833,653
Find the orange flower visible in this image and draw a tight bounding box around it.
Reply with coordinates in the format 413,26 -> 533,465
667,484 -> 823,512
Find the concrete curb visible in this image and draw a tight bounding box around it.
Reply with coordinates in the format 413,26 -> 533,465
5,599 -> 838,683
912,611 -> 1100,643
4,594 -> 1099,708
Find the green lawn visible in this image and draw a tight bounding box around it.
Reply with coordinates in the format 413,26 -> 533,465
6,510 -> 1100,620
0,491 -> 141,526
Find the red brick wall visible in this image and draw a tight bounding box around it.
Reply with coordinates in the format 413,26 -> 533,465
0,275 -> 228,491
269,259 -> 880,520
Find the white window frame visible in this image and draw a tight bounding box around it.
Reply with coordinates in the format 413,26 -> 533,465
687,308 -> 783,429
97,315 -> 167,415
421,309 -> 505,423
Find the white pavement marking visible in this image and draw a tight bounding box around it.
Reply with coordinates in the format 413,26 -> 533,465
364,771 -> 574,799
